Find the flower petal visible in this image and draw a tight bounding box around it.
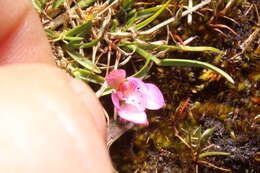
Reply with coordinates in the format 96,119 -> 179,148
144,83 -> 165,110
117,104 -> 148,125
118,107 -> 148,125
111,92 -> 120,109
120,77 -> 147,111
124,94 -> 146,111
127,77 -> 146,89
105,69 -> 126,89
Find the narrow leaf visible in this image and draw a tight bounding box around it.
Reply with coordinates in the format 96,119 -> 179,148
45,29 -> 59,39
135,0 -> 170,30
136,43 -> 224,54
125,44 -> 161,64
125,44 -> 234,84
199,127 -> 216,146
101,87 -> 113,96
160,45 -> 223,54
124,41 -> 223,54
78,0 -> 96,8
137,5 -> 162,16
68,39 -> 100,48
132,59 -> 152,79
122,0 -> 134,10
73,69 -> 104,84
122,12 -> 137,31
67,50 -> 101,73
64,36 -> 84,41
64,21 -> 92,37
159,59 -> 234,84
52,0 -> 65,9
199,152 -> 230,159
32,0 -> 43,13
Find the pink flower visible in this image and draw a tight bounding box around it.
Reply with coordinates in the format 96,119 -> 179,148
105,69 -> 165,125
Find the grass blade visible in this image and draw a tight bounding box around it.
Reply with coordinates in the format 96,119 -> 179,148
199,127 -> 216,146
66,50 -> 101,73
101,87 -> 113,96
45,29 -> 59,39
125,44 -> 234,84
52,0 -> 65,9
32,0 -> 43,13
78,0 -> 96,8
73,69 -> 104,84
68,39 -> 100,48
159,59 -> 234,84
135,0 -> 170,30
125,44 -> 161,63
199,152 -> 230,159
160,45 -> 223,54
64,36 -> 84,41
132,58 -> 152,78
126,40 -> 223,54
136,43 -> 224,54
137,5 -> 163,16
122,12 -> 137,31
64,20 -> 92,37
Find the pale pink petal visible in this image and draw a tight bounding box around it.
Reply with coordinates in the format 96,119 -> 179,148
111,92 -> 120,109
118,104 -> 148,125
124,94 -> 146,112
144,83 -> 165,110
118,77 -> 147,111
105,69 -> 126,89
127,77 -> 146,89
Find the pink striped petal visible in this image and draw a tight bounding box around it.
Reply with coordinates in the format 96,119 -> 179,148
144,83 -> 165,110
105,69 -> 126,89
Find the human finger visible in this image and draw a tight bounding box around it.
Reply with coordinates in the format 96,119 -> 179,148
0,0 -> 54,65
0,63 -> 112,173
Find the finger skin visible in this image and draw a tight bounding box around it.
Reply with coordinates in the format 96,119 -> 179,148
0,0 -> 54,65
0,64 -> 112,173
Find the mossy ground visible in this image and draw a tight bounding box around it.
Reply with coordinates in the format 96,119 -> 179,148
109,1 -> 260,172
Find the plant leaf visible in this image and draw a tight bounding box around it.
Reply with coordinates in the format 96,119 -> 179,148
125,44 -> 161,63
137,5 -> 163,16
66,50 -> 101,73
64,20 -> 92,37
135,0 -> 170,30
78,0 -> 97,8
101,87 -> 113,96
135,42 -> 224,54
199,152 -> 230,159
199,127 -> 216,146
52,0 -> 65,9
132,59 -> 152,79
159,59 -> 234,84
45,29 -> 59,39
68,39 -> 100,48
122,12 -> 137,31
73,69 -> 104,84
32,0 -> 43,13
64,36 -> 84,41
125,44 -> 234,84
